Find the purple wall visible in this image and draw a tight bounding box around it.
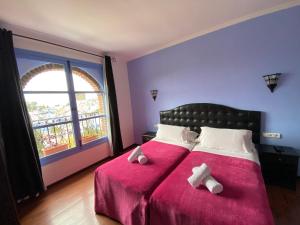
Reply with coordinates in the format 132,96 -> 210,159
127,6 -> 300,151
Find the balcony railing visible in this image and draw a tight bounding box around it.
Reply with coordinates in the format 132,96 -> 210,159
32,113 -> 107,158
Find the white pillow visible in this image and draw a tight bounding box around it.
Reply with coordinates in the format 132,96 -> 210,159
156,124 -> 189,143
196,127 -> 253,153
182,130 -> 199,144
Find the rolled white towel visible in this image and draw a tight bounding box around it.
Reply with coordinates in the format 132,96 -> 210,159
128,146 -> 142,162
191,163 -> 211,180
203,175 -> 223,194
138,153 -> 148,165
187,163 -> 211,188
192,166 -> 210,175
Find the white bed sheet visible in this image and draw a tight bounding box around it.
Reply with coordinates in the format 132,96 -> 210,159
152,137 -> 259,164
192,143 -> 260,165
152,137 -> 196,151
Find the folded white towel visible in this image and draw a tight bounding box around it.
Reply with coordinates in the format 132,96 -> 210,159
138,153 -> 148,165
203,175 -> 223,194
187,163 -> 211,188
127,146 -> 142,162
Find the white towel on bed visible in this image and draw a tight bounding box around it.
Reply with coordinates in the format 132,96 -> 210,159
127,146 -> 142,162
190,164 -> 223,194
187,163 -> 210,188
128,146 -> 148,165
203,175 -> 223,194
192,166 -> 210,175
138,153 -> 148,164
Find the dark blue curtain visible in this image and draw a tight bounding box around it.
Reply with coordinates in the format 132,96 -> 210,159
0,29 -> 44,207
104,56 -> 123,155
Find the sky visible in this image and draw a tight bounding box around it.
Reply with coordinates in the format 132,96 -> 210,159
24,71 -> 96,107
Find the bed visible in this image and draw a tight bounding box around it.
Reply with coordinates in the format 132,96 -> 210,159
94,138 -> 192,225
149,103 -> 274,225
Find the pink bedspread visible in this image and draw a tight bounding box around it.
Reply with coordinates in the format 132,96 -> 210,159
94,141 -> 189,225
150,151 -> 274,225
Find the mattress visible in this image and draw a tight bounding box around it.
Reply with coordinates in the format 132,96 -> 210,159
94,140 -> 190,225
149,150 -> 274,225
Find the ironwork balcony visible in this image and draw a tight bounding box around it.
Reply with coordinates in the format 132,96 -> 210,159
32,113 -> 107,158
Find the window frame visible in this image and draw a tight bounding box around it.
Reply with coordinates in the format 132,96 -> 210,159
15,48 -> 108,166
70,61 -> 107,146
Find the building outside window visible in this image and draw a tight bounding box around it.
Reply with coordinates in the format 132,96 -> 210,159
15,49 -> 107,164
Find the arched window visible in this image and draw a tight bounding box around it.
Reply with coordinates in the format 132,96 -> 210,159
21,63 -> 107,158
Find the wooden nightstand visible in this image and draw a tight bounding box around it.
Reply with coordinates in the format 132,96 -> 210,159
142,132 -> 156,143
257,144 -> 299,189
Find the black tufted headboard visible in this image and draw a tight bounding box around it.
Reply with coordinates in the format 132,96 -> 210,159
160,103 -> 261,144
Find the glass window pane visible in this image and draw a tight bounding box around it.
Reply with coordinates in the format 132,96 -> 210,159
72,64 -> 107,144
72,66 -> 102,92
24,93 -> 75,157
22,64 -> 68,91
76,93 -> 105,118
33,123 -> 76,158
79,117 -> 107,144
24,93 -> 72,125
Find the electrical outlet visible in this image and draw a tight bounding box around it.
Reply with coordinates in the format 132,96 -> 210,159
262,132 -> 281,139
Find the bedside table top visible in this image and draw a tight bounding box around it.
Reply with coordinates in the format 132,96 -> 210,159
257,144 -> 300,157
143,131 -> 157,137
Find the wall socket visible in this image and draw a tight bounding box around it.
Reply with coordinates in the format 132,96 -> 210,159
262,132 -> 281,139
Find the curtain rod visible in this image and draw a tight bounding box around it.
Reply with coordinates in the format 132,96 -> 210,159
13,33 -> 104,58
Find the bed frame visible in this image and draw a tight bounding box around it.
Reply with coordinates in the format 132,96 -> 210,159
160,103 -> 261,144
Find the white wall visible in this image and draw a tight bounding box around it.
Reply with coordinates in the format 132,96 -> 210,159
42,143 -> 110,186
12,35 -> 135,186
112,58 -> 135,148
13,35 -> 102,64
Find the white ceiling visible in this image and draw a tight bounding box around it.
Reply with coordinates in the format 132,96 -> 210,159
0,0 -> 299,61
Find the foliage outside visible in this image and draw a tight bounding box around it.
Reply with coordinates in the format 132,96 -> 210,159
27,94 -> 106,158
